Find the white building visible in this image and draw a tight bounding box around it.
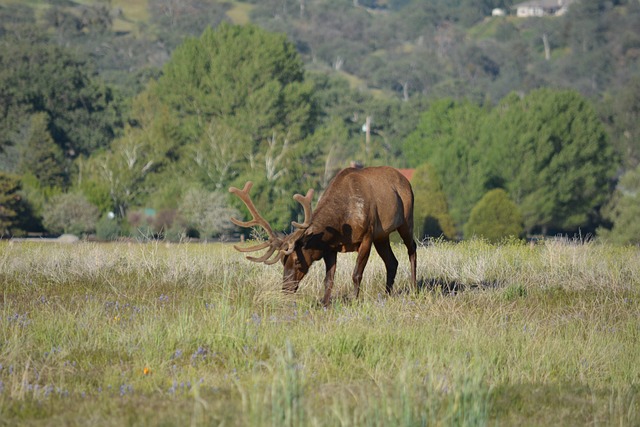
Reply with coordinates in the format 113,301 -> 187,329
513,0 -> 574,17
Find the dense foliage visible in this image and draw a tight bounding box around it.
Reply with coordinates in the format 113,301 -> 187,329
410,163 -> 456,240
464,188 -> 524,242
404,90 -> 617,235
598,165 -> 640,245
0,0 -> 638,241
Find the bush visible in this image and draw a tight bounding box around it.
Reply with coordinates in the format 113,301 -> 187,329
95,214 -> 123,241
42,193 -> 100,236
179,188 -> 239,240
411,163 -> 457,240
464,189 -> 524,243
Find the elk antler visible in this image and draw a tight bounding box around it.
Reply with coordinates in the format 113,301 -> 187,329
229,182 -> 277,237
229,182 -> 283,264
291,188 -> 314,229
281,188 -> 314,256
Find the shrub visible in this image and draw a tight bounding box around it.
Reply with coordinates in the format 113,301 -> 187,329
42,193 -> 100,236
95,214 -> 123,241
464,189 -> 524,243
411,163 -> 457,240
179,188 -> 239,240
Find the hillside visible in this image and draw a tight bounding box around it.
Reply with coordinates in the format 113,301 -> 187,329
2,0 -> 638,105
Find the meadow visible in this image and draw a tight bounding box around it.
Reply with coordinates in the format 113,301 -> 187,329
0,239 -> 638,426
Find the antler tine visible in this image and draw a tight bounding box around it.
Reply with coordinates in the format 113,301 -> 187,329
233,241 -> 271,253
246,245 -> 281,264
263,251 -> 284,265
291,188 -> 314,229
229,181 -> 277,239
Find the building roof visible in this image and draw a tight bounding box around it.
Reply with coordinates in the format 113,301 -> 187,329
397,168 -> 415,182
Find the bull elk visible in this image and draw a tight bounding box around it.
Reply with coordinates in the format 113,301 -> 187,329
229,166 -> 417,306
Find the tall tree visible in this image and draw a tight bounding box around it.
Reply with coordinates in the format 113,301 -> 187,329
403,98 -> 488,228
17,113 -> 66,189
0,172 -> 23,236
113,24 -> 317,230
0,31 -> 124,170
481,89 -> 618,234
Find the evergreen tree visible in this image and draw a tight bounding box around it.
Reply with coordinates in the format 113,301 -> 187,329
0,172 -> 23,236
18,113 -> 66,189
403,98 -> 488,228
481,89 -> 617,234
0,33 -> 124,162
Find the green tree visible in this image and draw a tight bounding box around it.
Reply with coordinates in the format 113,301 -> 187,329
601,77 -> 640,170
81,90 -> 181,218
481,89 -> 618,234
155,23 -> 314,152
411,163 -> 456,240
598,165 -> 640,245
17,113 -> 66,189
42,193 -> 99,236
0,31 -> 124,165
0,172 -> 25,236
464,188 -> 524,243
85,131 -> 161,218
403,98 -> 488,228
130,23 -> 317,230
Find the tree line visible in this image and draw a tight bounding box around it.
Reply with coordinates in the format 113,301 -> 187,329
0,1 -> 639,244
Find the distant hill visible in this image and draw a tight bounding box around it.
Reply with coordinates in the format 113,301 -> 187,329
2,0 -> 638,106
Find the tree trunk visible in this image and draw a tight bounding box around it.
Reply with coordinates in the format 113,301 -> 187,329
542,33 -> 551,61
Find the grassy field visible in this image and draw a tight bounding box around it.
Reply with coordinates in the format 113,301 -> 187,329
0,239 -> 638,426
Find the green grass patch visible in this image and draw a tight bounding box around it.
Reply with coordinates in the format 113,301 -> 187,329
0,240 -> 639,425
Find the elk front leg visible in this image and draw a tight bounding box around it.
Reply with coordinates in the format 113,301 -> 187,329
322,251 -> 337,307
352,236 -> 373,300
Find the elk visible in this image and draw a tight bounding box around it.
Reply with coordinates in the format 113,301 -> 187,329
229,166 -> 417,306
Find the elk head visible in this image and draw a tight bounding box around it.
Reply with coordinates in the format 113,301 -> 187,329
229,181 -> 319,292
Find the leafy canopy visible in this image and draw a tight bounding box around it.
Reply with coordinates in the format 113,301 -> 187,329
0,32 -> 124,159
481,89 -> 617,234
403,89 -> 617,235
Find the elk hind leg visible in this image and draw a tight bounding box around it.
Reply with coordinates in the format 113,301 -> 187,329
397,224 -> 417,288
374,237 -> 398,294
